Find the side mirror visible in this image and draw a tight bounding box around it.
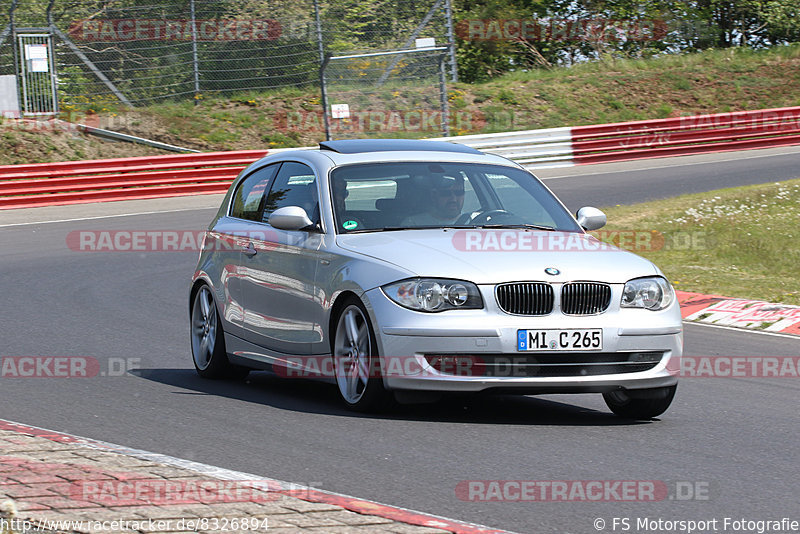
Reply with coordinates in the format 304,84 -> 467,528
576,206 -> 607,231
268,206 -> 314,231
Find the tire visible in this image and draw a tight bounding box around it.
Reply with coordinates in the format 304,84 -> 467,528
191,284 -> 249,380
603,385 -> 677,419
331,297 -> 389,412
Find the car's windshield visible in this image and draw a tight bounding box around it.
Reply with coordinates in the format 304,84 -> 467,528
329,162 -> 581,233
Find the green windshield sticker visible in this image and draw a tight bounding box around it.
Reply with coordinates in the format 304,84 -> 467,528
343,220 -> 358,230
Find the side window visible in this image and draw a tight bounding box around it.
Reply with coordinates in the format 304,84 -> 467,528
230,164 -> 279,221
262,162 -> 318,223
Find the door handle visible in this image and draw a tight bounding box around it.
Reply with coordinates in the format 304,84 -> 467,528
243,243 -> 257,257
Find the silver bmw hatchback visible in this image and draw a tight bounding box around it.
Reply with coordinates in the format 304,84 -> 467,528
190,139 -> 682,418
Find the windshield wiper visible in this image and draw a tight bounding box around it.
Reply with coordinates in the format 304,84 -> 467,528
346,226 -> 414,233
474,223 -> 556,231
346,224 -> 556,233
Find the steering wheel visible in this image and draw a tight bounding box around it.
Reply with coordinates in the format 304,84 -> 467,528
466,209 -> 515,225
453,211 -> 476,225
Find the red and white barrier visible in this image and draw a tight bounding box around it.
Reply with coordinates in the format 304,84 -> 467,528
570,107 -> 800,165
3,106 -> 800,209
0,150 -> 267,209
434,106 -> 800,169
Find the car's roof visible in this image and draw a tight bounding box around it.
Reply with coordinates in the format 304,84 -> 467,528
249,139 -> 520,170
320,149 -> 515,167
319,139 -> 483,155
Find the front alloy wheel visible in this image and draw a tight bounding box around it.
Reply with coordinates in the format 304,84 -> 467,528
332,298 -> 388,411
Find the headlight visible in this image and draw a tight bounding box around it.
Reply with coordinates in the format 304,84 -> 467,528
383,278 -> 483,312
621,276 -> 675,311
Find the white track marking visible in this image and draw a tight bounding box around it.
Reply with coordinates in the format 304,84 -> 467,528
539,150 -> 800,180
0,207 -> 216,228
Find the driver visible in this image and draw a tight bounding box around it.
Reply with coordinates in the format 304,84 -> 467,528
402,175 -> 466,226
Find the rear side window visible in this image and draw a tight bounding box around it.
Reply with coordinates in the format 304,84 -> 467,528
230,164 -> 279,221
262,162 -> 319,223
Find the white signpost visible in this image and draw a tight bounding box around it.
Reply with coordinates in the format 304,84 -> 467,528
330,103 -> 350,119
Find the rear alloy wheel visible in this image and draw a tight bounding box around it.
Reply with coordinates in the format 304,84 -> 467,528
332,298 -> 388,411
603,385 -> 677,419
191,285 -> 249,380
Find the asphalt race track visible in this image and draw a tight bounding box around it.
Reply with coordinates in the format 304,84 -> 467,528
537,145 -> 800,211
1,147 -> 799,533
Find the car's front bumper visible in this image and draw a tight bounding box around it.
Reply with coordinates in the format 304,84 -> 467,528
364,285 -> 682,393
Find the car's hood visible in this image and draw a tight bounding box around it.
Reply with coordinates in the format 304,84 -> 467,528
336,229 -> 659,284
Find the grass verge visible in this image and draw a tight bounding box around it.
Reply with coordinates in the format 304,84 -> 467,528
599,178 -> 800,305
5,43 -> 791,164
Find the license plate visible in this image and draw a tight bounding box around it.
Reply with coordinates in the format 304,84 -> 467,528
517,329 -> 603,351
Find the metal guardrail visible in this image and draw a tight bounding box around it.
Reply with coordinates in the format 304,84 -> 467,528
429,127 -> 574,168
65,122 -> 201,154
3,106 -> 800,209
0,150 -> 266,209
431,106 -> 800,169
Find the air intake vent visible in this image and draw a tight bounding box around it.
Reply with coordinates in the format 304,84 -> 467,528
561,282 -> 611,315
496,283 -> 554,315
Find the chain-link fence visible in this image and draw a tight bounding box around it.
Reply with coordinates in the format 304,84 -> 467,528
0,6 -> 14,78
319,0 -> 457,139
322,47 -> 451,139
0,0 -> 457,137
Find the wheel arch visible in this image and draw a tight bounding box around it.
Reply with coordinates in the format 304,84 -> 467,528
189,277 -> 211,317
327,290 -> 363,352
327,290 -> 387,381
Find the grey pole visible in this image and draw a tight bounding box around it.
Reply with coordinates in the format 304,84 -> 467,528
9,0 -> 19,92
320,54 -> 331,142
438,54 -> 449,136
443,0 -> 458,82
45,0 -> 59,114
190,0 -> 200,104
314,0 -> 330,141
